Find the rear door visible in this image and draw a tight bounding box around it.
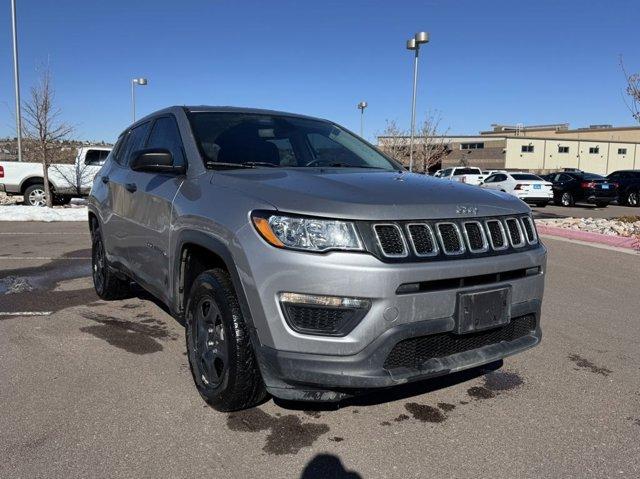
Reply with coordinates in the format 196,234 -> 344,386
123,115 -> 187,300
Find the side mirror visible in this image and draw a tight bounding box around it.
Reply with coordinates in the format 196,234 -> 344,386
130,148 -> 185,174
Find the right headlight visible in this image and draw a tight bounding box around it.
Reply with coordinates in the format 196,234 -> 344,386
251,211 -> 363,253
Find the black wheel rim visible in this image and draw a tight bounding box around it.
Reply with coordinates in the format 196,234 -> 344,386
562,193 -> 571,206
92,237 -> 105,293
193,298 -> 228,388
630,192 -> 638,206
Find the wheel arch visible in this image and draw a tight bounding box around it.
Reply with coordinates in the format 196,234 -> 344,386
20,176 -> 56,195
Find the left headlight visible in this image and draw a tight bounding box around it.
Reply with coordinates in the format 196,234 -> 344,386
251,211 -> 363,252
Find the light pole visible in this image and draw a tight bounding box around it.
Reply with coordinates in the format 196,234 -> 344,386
406,31 -> 429,172
11,0 -> 22,161
357,101 -> 368,137
131,77 -> 148,122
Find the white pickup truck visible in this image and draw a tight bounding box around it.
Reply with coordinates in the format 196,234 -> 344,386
434,167 -> 485,186
0,146 -> 111,206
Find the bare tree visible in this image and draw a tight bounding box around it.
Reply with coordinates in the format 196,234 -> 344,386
377,112 -> 450,173
50,157 -> 92,196
621,56 -> 640,124
22,67 -> 73,207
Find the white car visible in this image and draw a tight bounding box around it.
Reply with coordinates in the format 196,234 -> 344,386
434,167 -> 485,186
481,172 -> 553,207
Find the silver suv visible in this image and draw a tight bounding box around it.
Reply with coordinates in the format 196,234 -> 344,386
88,106 -> 546,411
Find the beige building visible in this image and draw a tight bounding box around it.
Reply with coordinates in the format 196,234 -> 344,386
378,123 -> 640,175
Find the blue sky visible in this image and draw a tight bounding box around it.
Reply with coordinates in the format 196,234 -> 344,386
0,0 -> 638,142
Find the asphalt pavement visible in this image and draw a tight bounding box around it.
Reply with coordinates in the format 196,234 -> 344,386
0,222 -> 638,478
530,203 -> 637,220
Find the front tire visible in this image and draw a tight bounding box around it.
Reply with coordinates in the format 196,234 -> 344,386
625,190 -> 639,207
90,219 -> 131,300
185,269 -> 267,412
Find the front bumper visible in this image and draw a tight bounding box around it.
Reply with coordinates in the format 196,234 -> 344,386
259,300 -> 541,400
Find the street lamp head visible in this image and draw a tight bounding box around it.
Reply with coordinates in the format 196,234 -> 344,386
414,31 -> 430,44
357,101 -> 368,111
406,38 -> 417,50
133,78 -> 148,86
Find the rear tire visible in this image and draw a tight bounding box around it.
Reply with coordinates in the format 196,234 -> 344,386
90,219 -> 131,300
560,192 -> 574,207
595,202 -> 608,208
536,201 -> 548,208
185,269 -> 267,412
23,184 -> 47,207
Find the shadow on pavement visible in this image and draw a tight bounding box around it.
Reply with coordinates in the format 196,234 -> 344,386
300,454 -> 362,479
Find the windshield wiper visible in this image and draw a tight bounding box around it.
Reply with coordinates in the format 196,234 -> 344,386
318,162 -> 387,169
241,162 -> 280,168
205,161 -> 255,169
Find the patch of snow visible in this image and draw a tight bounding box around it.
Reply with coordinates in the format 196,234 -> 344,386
0,205 -> 88,222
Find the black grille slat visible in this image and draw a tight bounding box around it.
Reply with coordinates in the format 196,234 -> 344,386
486,220 -> 506,249
506,218 -> 524,246
383,315 -> 537,370
374,224 -> 406,257
407,224 -> 436,256
521,217 -> 536,243
437,223 -> 463,254
464,222 -> 485,251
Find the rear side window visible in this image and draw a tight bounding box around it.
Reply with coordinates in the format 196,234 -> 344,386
118,122 -> 151,167
146,117 -> 186,168
84,149 -> 110,166
453,168 -> 481,175
512,173 -> 542,181
493,174 -> 507,182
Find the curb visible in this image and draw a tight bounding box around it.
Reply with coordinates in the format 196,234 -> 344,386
536,224 -> 638,250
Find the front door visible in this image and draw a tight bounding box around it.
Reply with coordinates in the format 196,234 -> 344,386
123,116 -> 187,301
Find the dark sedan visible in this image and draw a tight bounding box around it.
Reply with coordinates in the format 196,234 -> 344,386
606,170 -> 640,207
548,171 -> 618,207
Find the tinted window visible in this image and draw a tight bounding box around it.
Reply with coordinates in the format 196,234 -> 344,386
559,174 -> 574,182
582,172 -> 604,180
119,122 -> 151,167
146,117 -> 186,168
512,173 -> 542,181
453,168 -> 482,175
188,112 -> 398,170
493,174 -> 507,182
483,175 -> 496,183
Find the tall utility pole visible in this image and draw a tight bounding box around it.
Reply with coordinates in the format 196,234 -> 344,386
131,77 -> 148,122
406,31 -> 429,172
11,0 -> 23,161
357,101 -> 368,137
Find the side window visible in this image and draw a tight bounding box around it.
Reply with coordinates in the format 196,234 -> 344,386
119,122 -> 151,167
146,116 -> 186,168
494,174 -> 507,182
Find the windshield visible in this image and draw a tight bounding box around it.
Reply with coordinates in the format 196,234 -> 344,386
188,112 -> 401,170
453,168 -> 482,175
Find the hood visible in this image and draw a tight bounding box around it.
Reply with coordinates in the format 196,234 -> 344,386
212,169 -> 529,220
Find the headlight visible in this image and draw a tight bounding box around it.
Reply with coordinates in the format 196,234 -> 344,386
251,212 -> 363,252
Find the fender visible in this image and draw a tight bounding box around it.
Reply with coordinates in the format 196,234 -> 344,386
172,229 -> 259,342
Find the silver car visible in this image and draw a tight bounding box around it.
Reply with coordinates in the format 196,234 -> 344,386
88,106 -> 546,411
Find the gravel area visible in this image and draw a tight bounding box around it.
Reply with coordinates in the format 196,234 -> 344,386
536,216 -> 640,237
0,192 -> 20,205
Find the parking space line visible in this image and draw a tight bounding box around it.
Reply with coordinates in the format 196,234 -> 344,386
0,311 -> 53,316
0,232 -> 89,235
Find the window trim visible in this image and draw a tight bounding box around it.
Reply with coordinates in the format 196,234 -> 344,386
145,114 -> 187,172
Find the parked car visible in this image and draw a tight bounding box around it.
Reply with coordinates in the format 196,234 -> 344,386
606,170 -> 640,207
88,106 -> 546,411
547,171 -> 617,207
481,172 -> 553,207
434,166 -> 485,185
0,146 -> 112,206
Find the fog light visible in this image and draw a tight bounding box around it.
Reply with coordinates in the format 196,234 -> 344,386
279,293 -> 371,336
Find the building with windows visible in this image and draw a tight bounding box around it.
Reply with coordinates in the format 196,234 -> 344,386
377,123 -> 640,175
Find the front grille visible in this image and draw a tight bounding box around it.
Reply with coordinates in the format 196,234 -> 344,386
383,314 -> 537,370
281,304 -> 357,336
368,214 -> 538,261
437,223 -> 464,255
505,218 -> 524,247
406,224 -> 437,256
463,221 -> 487,252
373,224 -> 406,257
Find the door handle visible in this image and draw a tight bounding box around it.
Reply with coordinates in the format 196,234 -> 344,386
101,176 -> 109,184
125,183 -> 137,193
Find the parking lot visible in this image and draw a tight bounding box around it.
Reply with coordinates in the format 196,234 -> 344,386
530,203 -> 635,220
1,221 -> 639,478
